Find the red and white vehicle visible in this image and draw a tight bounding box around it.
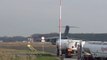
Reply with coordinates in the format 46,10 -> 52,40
56,39 -> 82,58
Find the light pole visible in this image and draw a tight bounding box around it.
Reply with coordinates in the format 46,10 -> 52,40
59,0 -> 62,56
41,36 -> 45,53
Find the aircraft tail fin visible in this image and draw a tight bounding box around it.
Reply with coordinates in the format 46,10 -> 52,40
63,25 -> 79,37
64,25 -> 70,37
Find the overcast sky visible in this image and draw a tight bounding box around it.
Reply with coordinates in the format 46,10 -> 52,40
0,0 -> 107,36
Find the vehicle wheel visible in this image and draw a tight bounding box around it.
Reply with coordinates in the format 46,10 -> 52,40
65,49 -> 72,58
57,48 -> 59,56
65,53 -> 71,58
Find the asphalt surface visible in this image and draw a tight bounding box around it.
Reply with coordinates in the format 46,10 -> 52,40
64,58 -> 77,60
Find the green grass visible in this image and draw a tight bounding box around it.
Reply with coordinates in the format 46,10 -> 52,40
0,42 -> 59,60
0,48 -> 59,60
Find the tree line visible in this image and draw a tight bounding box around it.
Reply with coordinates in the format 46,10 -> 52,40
0,33 -> 107,42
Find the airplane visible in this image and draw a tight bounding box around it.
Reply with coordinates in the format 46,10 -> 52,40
46,25 -> 78,45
